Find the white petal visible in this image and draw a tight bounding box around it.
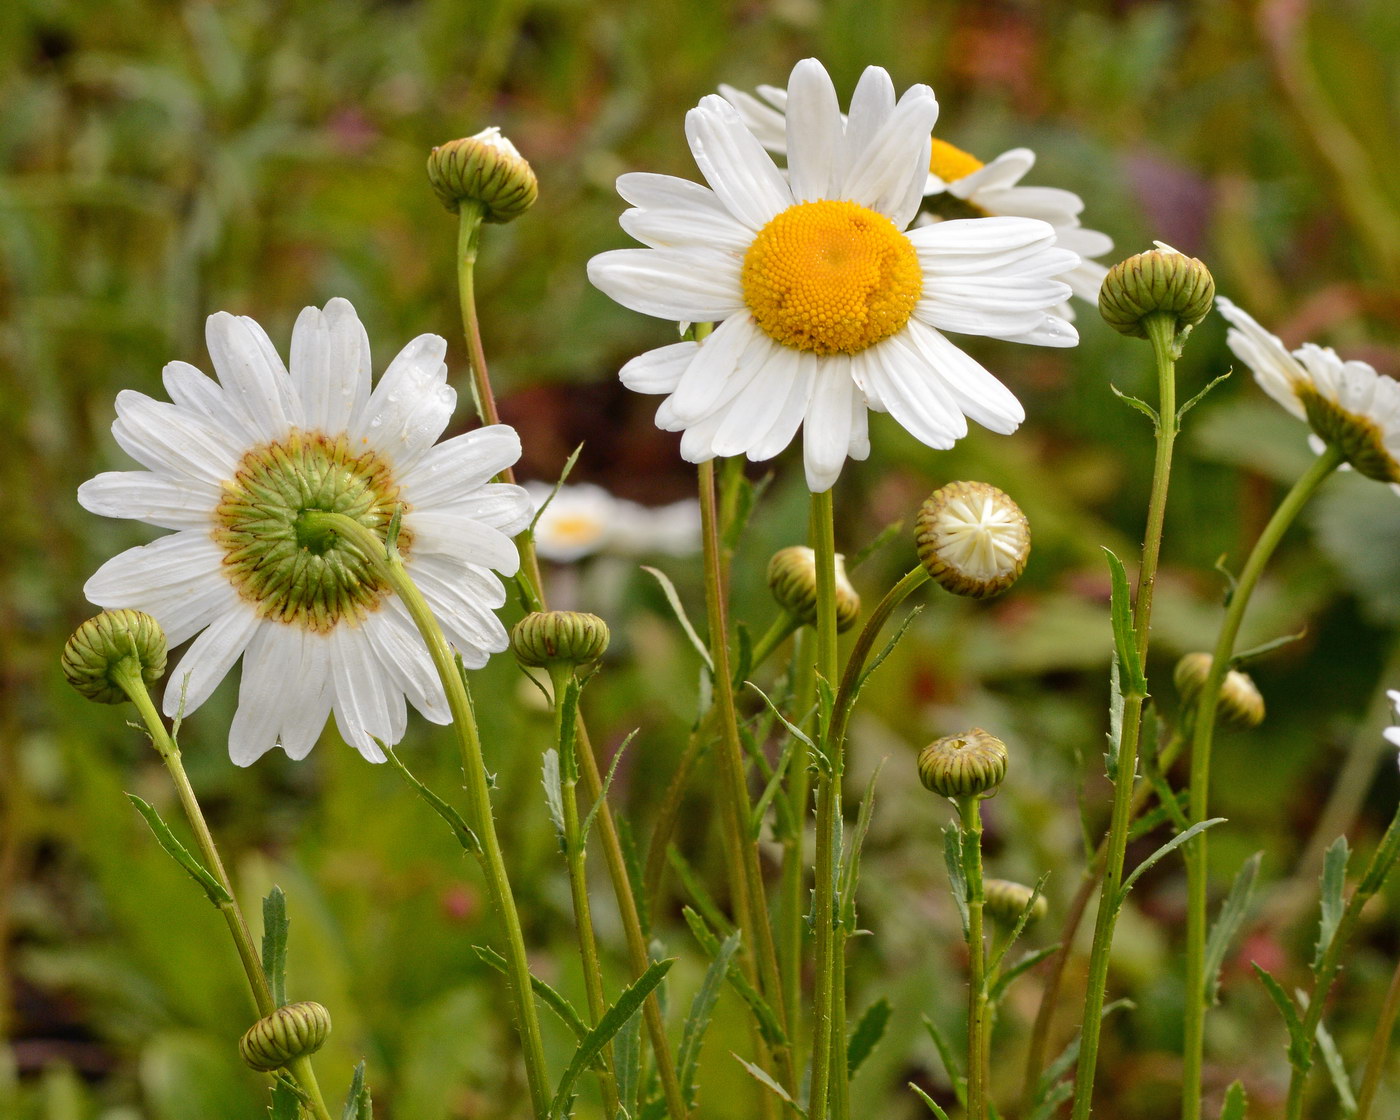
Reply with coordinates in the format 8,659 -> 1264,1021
365,606 -> 450,724
409,556 -> 510,664
163,605 -> 261,717
917,273 -> 1074,340
398,424 -> 523,507
409,510 -> 521,575
271,632 -> 334,761
685,95 -> 792,229
677,407 -> 729,465
353,334 -> 456,471
619,342 -> 699,395
661,315 -> 768,426
843,67 -> 898,165
84,532 -> 238,646
717,85 -> 789,153
205,312 -> 295,441
111,391 -> 241,485
853,335 -> 966,448
616,172 -> 725,211
953,148 -> 1034,195
977,184 -> 1085,225
802,361 -> 857,492
847,388 -> 870,460
290,298 -> 372,433
434,482 -> 534,536
162,361 -> 256,443
751,350 -> 819,461
903,320 -> 1024,433
228,624 -> 303,766
587,248 -> 746,322
784,59 -> 844,203
709,344 -> 804,458
1217,297 -> 1307,419
329,624 -> 405,762
619,205 -> 753,253
79,471 -> 216,530
839,83 -> 938,228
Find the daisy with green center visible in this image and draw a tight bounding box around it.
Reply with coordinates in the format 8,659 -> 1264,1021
1218,297 -> 1400,493
590,58 -> 1078,494
79,298 -> 532,765
720,79 -> 1112,315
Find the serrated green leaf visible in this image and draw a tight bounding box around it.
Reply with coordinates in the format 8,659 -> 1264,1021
1177,370 -> 1232,423
681,907 -> 787,1049
473,945 -> 592,1047
677,930 -> 740,1106
580,729 -> 636,848
838,762 -> 883,928
551,959 -> 675,1119
1103,548 -> 1146,695
990,943 -> 1061,1003
1314,836 -> 1350,973
909,1082 -> 953,1119
1231,628 -> 1308,666
1118,818 -> 1225,905
1026,1080 -> 1075,1120
1253,964 -> 1311,1071
383,747 -> 481,856
853,608 -> 922,700
341,1062 -> 372,1120
670,848 -> 733,938
848,519 -> 905,571
1217,1079 -> 1247,1120
542,749 -> 566,845
268,1077 -> 300,1120
1316,1020 -> 1357,1116
987,873 -> 1051,975
613,994 -> 642,1119
1205,852 -> 1262,1004
846,997 -> 891,1078
733,1054 -> 804,1116
1106,653 -> 1125,780
261,886 -> 289,1009
921,1015 -> 965,1107
1026,999 -> 1132,1120
1109,381 -> 1160,426
641,566 -> 714,673
943,827 -> 969,937
126,794 -> 232,906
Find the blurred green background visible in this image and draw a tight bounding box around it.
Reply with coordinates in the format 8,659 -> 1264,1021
4,0 -> 1400,1117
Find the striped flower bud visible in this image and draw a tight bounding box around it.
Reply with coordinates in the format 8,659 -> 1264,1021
511,611 -> 611,669
427,127 -> 538,223
239,1001 -> 332,1072
1099,245 -> 1214,341
1174,652 -> 1265,730
61,609 -> 167,705
918,728 -> 1008,800
915,481 -> 1030,599
984,879 -> 1047,927
767,546 -> 860,632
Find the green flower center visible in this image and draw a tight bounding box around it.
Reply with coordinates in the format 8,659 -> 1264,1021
213,431 -> 409,631
1298,385 -> 1400,484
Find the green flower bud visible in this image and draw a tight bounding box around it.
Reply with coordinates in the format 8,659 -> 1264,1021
427,127 -> 538,223
511,611 -> 611,669
983,879 -> 1047,927
918,728 -> 1008,800
1174,652 -> 1265,730
239,1001 -> 331,1071
915,481 -> 1030,599
767,546 -> 860,632
61,609 -> 167,704
1099,245 -> 1215,340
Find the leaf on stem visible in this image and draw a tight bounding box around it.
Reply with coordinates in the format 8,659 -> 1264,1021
678,930 -> 741,1106
1205,852 -> 1262,1005
987,872 -> 1052,974
1316,1020 -> 1358,1116
541,749 -> 567,847
847,997 -> 891,1077
613,996 -> 643,1119
1027,999 -> 1133,1119
1231,627 -> 1308,667
125,794 -> 232,906
1109,381 -> 1160,427
1217,1080 -> 1247,1120
261,886 -> 290,1009
838,762 -> 884,928
341,1062 -> 373,1120
942,827 -> 970,937
990,943 -> 1062,1003
641,566 -> 714,673
909,1082 -> 954,1119
1117,818 -> 1225,906
383,747 -> 481,857
529,443 -> 584,533
1176,370 -> 1232,423
853,608 -> 923,701
268,1077 -> 302,1119
1103,548 -> 1146,696
848,518 -> 905,571
1314,836 -> 1350,973
551,959 -> 676,1119
920,1015 -> 966,1108
682,907 -> 787,1048
1253,964 -> 1311,1071
580,729 -> 637,847
733,1054 -> 806,1116
473,945 -> 594,1048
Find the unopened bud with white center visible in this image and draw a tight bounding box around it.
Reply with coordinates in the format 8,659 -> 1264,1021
1174,652 -> 1266,730
767,546 -> 860,632
915,481 -> 1030,599
427,127 -> 538,223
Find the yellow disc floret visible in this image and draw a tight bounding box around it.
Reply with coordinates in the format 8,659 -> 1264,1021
741,200 -> 922,356
928,138 -> 985,184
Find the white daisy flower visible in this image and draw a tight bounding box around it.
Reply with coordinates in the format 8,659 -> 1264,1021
1217,297 -> 1400,492
79,298 -> 533,766
590,58 -> 1078,494
1385,690 -> 1400,753
525,481 -> 700,561
719,82 -> 1112,309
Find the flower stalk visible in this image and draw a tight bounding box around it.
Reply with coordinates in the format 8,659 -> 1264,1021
959,795 -> 990,1120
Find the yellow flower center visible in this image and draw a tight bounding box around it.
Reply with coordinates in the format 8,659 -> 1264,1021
548,513 -> 606,549
928,138 -> 985,183
741,200 -> 922,356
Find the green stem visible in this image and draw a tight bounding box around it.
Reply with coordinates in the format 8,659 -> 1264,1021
780,627 -> 816,1059
549,666 -> 620,1119
113,662 -> 334,1120
1071,312 -> 1181,1120
1180,443 -> 1345,1120
697,460 -> 794,1096
808,487 -> 841,1120
1355,947 -> 1400,1120
959,796 -> 988,1120
303,512 -> 551,1119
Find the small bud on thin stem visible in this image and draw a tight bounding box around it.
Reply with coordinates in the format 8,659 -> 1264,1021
61,610 -> 167,704
1099,246 -> 1214,342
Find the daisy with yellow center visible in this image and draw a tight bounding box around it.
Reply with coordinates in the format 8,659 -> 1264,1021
591,59 -> 1078,493
1217,297 -> 1400,493
524,481 -> 701,561
79,298 -> 532,764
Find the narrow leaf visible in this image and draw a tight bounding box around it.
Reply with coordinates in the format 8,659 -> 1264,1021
1253,964 -> 1310,1071
1204,852 -> 1262,1004
846,997 -> 891,1077
383,747 -> 481,856
262,887 -> 290,1008
542,750 -> 566,844
1315,1020 -> 1357,1116
1314,836 -> 1350,973
987,873 -> 1051,974
682,907 -> 787,1048
1177,370 -> 1232,422
943,827 -> 970,937
1103,548 -> 1146,695
990,944 -> 1061,1003
341,1062 -> 372,1120
580,729 -> 637,847
1118,818 -> 1225,903
126,794 -> 231,906
473,945 -> 592,1046
1106,653 -> 1125,781
854,608 -> 922,699
678,931 -> 741,1105
642,566 -> 713,672
1217,1080 -> 1247,1120
733,1054 -> 805,1116
551,959 -> 675,1119
745,681 -> 816,750
909,1083 -> 953,1120
848,518 -> 905,571
268,1077 -> 301,1119
529,444 -> 584,533
838,762 -> 884,927
921,1015 -> 965,1106
614,995 -> 642,1119
1231,627 -> 1307,666
1026,1080 -> 1075,1120
671,849 -> 734,938
1109,381 -> 1160,425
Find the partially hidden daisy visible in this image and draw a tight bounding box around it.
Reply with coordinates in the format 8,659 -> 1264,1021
1217,297 -> 1400,494
720,79 -> 1112,310
589,58 -> 1078,493
1385,690 -> 1400,756
79,298 -> 533,765
525,481 -> 700,562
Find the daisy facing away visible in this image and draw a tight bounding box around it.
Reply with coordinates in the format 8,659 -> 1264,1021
79,298 -> 533,765
588,58 -> 1079,493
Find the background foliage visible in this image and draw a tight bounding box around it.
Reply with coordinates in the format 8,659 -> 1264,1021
4,0 -> 1400,1117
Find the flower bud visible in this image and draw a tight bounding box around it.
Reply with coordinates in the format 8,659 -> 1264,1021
1098,246 -> 1214,340
767,546 -> 861,632
511,611 -> 611,669
983,879 -> 1047,927
239,1001 -> 331,1071
427,127 -> 538,223
918,728 -> 1008,800
61,609 -> 167,704
1174,652 -> 1266,730
915,481 -> 1030,599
